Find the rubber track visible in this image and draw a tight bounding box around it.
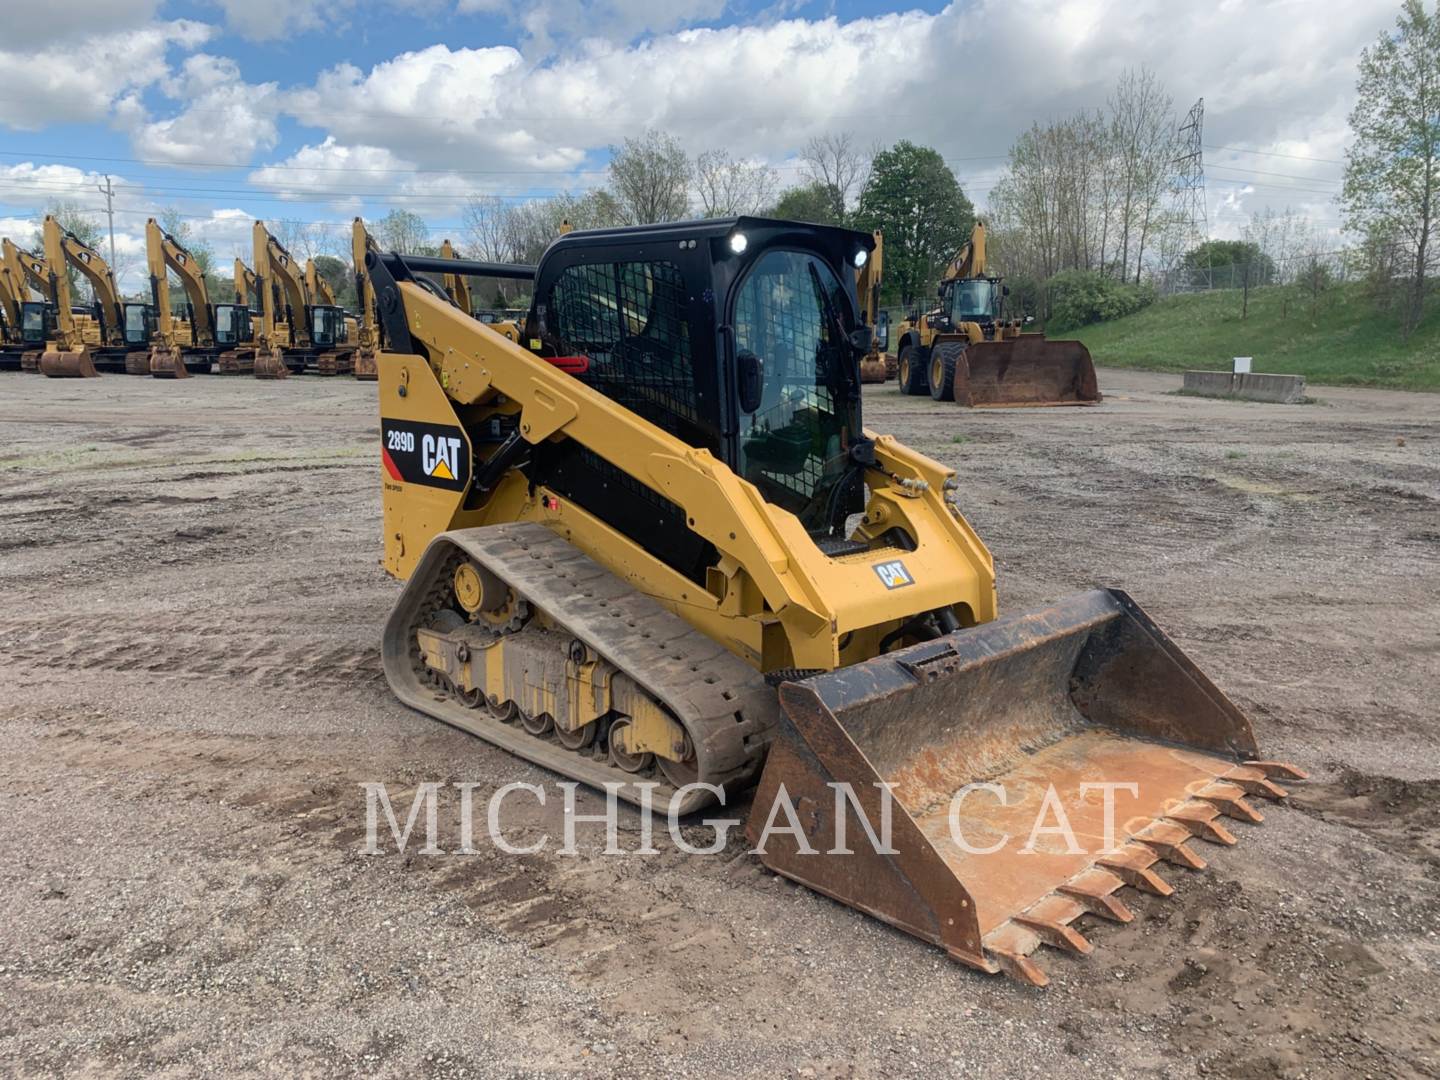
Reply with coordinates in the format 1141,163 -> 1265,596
383,522 -> 781,815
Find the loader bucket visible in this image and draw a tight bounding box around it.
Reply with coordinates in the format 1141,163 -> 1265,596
955,334 -> 1100,407
747,589 -> 1303,986
352,348 -> 379,381
39,349 -> 100,378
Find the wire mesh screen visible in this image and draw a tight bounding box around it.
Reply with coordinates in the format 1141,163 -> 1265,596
733,251 -> 850,529
550,260 -> 698,432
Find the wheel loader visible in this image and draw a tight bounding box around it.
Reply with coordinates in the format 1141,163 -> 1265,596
895,222 -> 1101,407
369,216 -> 1301,986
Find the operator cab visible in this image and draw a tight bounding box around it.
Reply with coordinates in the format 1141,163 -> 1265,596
526,217 -> 877,550
20,301 -> 54,344
308,304 -> 346,348
122,303 -> 154,348
214,303 -> 252,346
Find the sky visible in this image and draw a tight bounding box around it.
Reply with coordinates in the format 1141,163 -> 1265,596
0,0 -> 1400,292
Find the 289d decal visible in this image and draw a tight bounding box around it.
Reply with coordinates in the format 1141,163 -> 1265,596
381,420 -> 471,491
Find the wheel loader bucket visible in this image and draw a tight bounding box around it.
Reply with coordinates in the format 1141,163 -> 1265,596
955,334 -> 1100,407
39,349 -> 100,378
747,589 -> 1303,987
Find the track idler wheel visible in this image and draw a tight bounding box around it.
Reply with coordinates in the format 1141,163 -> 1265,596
607,718 -> 655,774
39,349 -> 100,378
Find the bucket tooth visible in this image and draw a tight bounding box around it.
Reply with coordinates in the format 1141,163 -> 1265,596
990,948 -> 1049,987
1098,844 -> 1174,896
1244,760 -> 1309,781
1196,782 -> 1264,824
983,924 -> 1049,987
1224,765 -> 1289,800
1165,802 -> 1239,846
1135,821 -> 1208,870
1058,869 -> 1134,923
1013,897 -> 1094,956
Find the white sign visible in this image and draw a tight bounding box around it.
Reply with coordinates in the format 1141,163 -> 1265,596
1233,356 -> 1253,374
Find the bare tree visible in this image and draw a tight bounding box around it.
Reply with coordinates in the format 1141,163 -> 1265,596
374,209 -> 431,255
462,195 -> 514,263
607,130 -> 692,225
1108,68 -> 1180,283
693,150 -> 779,217
800,132 -> 868,221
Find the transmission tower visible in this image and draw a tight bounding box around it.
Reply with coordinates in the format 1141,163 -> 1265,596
1176,98 -> 1208,246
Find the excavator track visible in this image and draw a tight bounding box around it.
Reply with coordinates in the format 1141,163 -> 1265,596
383,522 -> 780,815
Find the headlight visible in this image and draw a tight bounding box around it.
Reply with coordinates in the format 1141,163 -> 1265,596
853,249 -> 868,268
729,232 -> 748,254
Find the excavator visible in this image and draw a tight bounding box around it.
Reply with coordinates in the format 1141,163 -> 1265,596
145,218 -> 252,378
439,239 -> 475,316
368,215 -> 1302,987
4,240 -> 56,371
894,221 -> 1100,407
215,258 -> 262,375
37,216 -> 154,378
351,218 -> 381,380
306,257 -> 358,374
0,239 -> 47,370
251,222 -> 350,377
854,229 -> 891,384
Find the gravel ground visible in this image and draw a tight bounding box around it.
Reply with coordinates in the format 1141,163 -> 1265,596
0,368 -> 1436,1078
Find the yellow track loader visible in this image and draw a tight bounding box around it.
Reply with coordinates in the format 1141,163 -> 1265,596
38,216 -> 154,378
369,217 -> 1300,986
894,222 -> 1100,407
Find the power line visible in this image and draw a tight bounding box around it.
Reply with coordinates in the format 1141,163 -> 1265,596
1205,143 -> 1346,165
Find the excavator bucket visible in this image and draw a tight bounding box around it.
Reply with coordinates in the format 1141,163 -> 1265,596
39,348 -> 100,378
955,334 -> 1100,407
149,345 -> 191,379
748,589 -> 1302,987
254,346 -> 289,380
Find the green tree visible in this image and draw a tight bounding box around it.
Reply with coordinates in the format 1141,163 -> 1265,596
855,142 -> 975,307
159,206 -> 215,277
1181,240 -> 1276,288
376,208 -> 432,254
770,182 -> 845,225
313,254 -> 352,307
607,129 -> 691,225
33,200 -> 102,300
1342,0 -> 1440,333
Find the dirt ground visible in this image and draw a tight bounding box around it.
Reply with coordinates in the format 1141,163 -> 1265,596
0,368 -> 1436,1078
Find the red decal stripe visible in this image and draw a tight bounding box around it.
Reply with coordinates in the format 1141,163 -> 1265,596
381,445 -> 404,481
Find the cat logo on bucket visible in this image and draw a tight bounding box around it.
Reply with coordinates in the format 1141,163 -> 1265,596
873,559 -> 914,590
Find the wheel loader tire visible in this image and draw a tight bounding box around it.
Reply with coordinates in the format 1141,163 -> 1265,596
928,342 -> 964,402
897,344 -> 929,396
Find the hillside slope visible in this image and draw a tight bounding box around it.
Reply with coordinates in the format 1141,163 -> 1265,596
1063,283 -> 1440,391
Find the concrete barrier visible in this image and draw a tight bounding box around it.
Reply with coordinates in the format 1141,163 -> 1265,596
1183,370 -> 1307,404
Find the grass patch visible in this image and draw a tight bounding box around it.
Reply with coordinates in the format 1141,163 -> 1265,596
1225,450 -> 1247,460
1062,282 -> 1440,392
951,434 -> 970,444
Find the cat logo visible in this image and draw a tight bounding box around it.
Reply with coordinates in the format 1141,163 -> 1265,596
422,433 -> 463,481
873,559 -> 914,590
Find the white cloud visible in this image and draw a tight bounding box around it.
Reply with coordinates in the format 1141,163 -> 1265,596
248,137 -> 478,214
122,54 -> 281,166
0,20 -> 212,131
214,0 -> 346,42
2,0 -> 161,49
456,0 -> 727,52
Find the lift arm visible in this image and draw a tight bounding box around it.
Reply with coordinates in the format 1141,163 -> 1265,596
305,259 -> 337,305
147,218 -> 214,348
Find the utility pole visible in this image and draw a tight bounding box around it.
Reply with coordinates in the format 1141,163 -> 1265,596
96,174 -> 116,268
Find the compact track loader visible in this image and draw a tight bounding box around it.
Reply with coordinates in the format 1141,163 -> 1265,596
895,222 -> 1101,407
370,217 -> 1300,986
